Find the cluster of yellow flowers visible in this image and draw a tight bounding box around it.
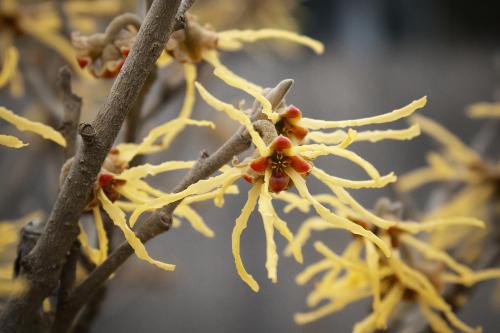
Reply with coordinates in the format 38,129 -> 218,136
291,199 -> 500,333
1,2 -> 499,332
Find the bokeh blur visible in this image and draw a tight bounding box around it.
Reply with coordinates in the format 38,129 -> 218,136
1,0 -> 500,332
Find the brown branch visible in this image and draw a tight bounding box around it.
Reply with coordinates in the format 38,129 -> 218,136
58,66 -> 82,158
50,79 -> 294,332
124,72 -> 157,146
56,243 -> 79,308
0,1 -> 183,331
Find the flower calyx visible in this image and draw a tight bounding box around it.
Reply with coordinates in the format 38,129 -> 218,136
243,135 -> 311,193
275,104 -> 308,143
72,13 -> 140,78
166,14 -> 218,64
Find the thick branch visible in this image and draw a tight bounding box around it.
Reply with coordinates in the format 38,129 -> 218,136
51,79 -> 294,331
0,1 -> 183,331
58,66 -> 82,158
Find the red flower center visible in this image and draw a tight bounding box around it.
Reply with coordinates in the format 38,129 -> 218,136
244,135 -> 311,193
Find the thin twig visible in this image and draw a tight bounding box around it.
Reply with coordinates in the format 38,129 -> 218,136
0,1 -> 183,331
58,66 -> 82,158
50,79 -> 293,332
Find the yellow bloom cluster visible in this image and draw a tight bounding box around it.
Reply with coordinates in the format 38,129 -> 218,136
75,112 -> 238,270
0,211 -> 44,296
397,115 -> 500,261
293,200 -> 500,333
122,71 -> 429,291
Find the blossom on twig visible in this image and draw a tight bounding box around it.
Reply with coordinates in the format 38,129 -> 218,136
293,199 -> 500,333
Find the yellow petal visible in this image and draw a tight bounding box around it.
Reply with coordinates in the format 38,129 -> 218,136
409,114 -> 480,164
400,234 -> 472,277
0,134 -> 28,148
232,183 -> 261,292
308,125 -> 421,144
130,169 -> 240,226
443,310 -> 482,333
98,190 -> 175,271
93,206 -> 109,264
118,161 -> 196,180
217,29 -> 324,54
312,167 -> 396,189
0,46 -> 19,88
364,239 -> 382,328
301,97 -> 427,130
295,289 -> 370,325
78,223 -> 100,265
442,269 -> 500,286
284,217 -> 338,262
175,204 -> 215,237
295,259 -> 334,285
287,169 -> 391,257
115,119 -> 214,162
214,172 -> 240,207
0,106 -> 66,146
329,185 -> 398,229
202,51 -> 263,92
273,191 -> 310,213
292,144 -> 382,180
258,171 -> 279,282
419,298 -> 454,333
156,50 -> 173,67
195,81 -> 269,156
353,284 -> 404,333
400,217 -> 484,234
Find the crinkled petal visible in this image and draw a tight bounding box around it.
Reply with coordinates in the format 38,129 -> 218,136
287,169 -> 391,257
0,106 -> 66,146
257,171 -> 279,282
98,190 -> 175,271
115,118 -> 214,162
175,204 -> 214,237
232,183 -> 261,292
295,258 -> 334,285
118,161 -> 196,180
292,144 -> 381,180
0,134 -> 28,148
0,47 -> 19,88
419,298 -> 454,333
93,206 -> 109,264
284,217 -> 338,261
409,114 -> 480,164
195,81 -> 269,156
301,97 -> 427,130
312,167 -> 396,189
130,169 -> 240,226
217,29 -> 324,54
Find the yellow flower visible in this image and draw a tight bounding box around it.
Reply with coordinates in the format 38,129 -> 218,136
76,145 -> 237,269
128,83 -> 430,292
294,200 -> 500,333
0,106 -> 66,148
0,211 -> 44,296
396,115 -> 500,262
154,14 -> 324,144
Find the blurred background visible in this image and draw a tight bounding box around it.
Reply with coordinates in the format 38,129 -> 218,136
1,0 -> 500,332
